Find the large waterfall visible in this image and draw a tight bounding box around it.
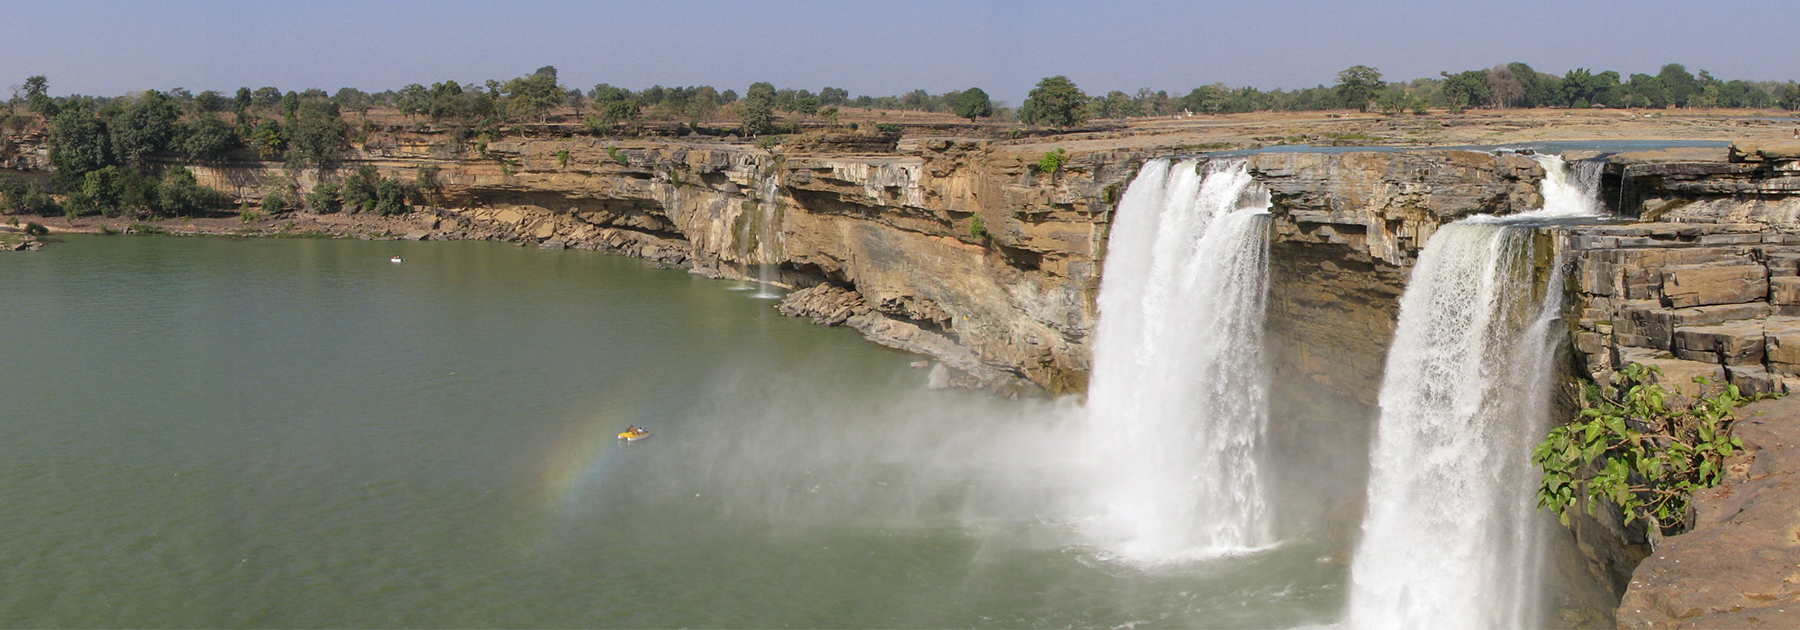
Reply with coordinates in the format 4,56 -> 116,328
1084,158 -> 1276,562
1347,153 -> 1598,628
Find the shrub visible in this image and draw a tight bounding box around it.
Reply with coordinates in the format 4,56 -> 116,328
875,122 -> 902,134
1535,363 -> 1775,532
607,146 -> 628,166
261,190 -> 287,214
968,215 -> 990,240
306,181 -> 342,214
1037,148 -> 1069,173
23,221 -> 48,236
556,148 -> 571,167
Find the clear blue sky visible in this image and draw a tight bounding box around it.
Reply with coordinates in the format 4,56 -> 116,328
6,0 -> 1796,105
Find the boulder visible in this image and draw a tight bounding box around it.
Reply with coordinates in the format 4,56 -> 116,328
1661,264 -> 1768,308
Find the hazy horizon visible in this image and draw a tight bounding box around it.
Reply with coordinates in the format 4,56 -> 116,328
8,0 -> 1799,104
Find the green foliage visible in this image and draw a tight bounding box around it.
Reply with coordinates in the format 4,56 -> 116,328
179,113 -> 239,163
555,148 -> 571,167
874,122 -> 902,134
502,66 -> 564,122
284,100 -> 348,169
1535,363 -> 1773,532
250,119 -> 286,160
1020,76 -> 1088,128
740,81 -> 777,136
157,166 -> 221,217
954,87 -> 994,122
337,165 -> 414,215
24,221 -> 49,237
261,190 -> 288,214
1335,65 -> 1385,112
1037,148 -> 1068,173
306,180 -> 342,214
968,215 -> 989,240
48,101 -> 112,189
415,165 -> 441,195
109,90 -> 182,165
0,175 -> 60,216
607,146 -> 628,166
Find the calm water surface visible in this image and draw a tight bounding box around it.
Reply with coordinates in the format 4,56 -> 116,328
1,236 -> 1342,628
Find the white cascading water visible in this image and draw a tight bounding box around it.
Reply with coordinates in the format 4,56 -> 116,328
1084,158 -> 1277,562
744,171 -> 784,298
1533,154 -> 1606,217
1347,153 -> 1598,628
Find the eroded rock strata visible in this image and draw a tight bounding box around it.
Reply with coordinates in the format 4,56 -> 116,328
14,129 -> 1800,625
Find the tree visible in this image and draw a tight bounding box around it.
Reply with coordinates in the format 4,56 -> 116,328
740,81 -> 777,136
502,66 -> 563,122
194,90 -> 226,113
954,87 -> 993,122
396,83 -> 429,118
819,87 -> 848,106
252,87 -> 283,110
24,75 -> 56,116
1439,70 -> 1490,112
1020,76 -> 1089,128
1335,65 -> 1384,112
110,90 -> 182,165
159,166 -> 219,216
48,102 -> 112,189
306,180 -> 342,213
234,87 -> 253,113
1658,63 -> 1699,107
180,113 -> 239,163
284,100 -> 348,169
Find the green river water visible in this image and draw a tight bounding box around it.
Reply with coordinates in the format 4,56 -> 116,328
1,236 -> 1343,628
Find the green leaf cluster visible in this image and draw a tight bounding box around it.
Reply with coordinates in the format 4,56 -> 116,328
1534,363 -> 1773,531
1037,148 -> 1068,174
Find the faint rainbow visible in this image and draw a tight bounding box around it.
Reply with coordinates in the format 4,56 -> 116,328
538,402 -> 641,512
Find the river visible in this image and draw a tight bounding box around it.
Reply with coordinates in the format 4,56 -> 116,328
1,236 -> 1341,628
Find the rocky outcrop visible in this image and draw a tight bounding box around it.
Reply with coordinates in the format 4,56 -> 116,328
1615,395 -> 1800,629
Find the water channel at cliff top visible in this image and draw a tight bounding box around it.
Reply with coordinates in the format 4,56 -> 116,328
1,236 -> 1344,628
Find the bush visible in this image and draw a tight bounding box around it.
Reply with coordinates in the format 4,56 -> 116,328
261,190 -> 287,214
306,181 -> 342,214
1535,363 -> 1775,532
0,175 -> 60,216
968,215 -> 990,240
1037,148 -> 1069,173
23,221 -> 48,237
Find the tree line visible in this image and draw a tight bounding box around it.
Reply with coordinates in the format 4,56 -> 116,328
1021,62 -> 1800,128
4,62 -> 1799,218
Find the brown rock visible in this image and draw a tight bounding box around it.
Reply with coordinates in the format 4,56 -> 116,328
1672,321 -> 1766,365
1616,347 -> 1726,397
1661,264 -> 1768,308
1616,396 -> 1800,628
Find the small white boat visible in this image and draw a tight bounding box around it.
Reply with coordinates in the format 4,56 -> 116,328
390,256 -> 403,263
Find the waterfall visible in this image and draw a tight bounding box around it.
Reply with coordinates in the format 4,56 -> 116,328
1347,155 -> 1597,628
1532,154 -> 1605,217
743,170 -> 784,298
1084,158 -> 1276,562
